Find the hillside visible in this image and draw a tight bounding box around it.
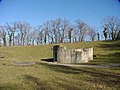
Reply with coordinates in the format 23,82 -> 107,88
0,40 -> 120,90
0,40 -> 120,64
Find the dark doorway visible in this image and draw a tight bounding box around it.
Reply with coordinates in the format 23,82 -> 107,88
53,45 -> 59,62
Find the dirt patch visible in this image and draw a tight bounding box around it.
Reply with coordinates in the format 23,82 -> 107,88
12,62 -> 36,66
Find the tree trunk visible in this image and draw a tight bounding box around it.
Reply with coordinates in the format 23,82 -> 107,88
3,36 -> 6,46
9,34 -> 12,46
13,33 -> 15,46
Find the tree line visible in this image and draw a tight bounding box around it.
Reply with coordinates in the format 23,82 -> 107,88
0,16 -> 120,46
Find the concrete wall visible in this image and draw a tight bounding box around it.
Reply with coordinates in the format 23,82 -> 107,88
54,46 -> 93,64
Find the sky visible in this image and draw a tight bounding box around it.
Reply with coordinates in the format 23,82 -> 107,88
0,0 -> 120,32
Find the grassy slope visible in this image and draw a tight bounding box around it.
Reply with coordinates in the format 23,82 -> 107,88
0,40 -> 120,90
64,40 -> 120,64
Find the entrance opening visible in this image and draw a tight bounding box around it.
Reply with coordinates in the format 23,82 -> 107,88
53,45 -> 59,62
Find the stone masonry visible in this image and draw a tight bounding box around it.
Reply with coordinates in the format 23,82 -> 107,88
53,45 -> 93,64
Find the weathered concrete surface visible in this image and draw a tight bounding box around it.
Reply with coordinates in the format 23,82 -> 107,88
53,45 -> 93,64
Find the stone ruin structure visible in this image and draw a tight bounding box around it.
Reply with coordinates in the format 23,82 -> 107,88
53,45 -> 93,64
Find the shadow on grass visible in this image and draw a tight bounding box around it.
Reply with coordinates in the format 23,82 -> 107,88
91,56 -> 120,64
93,40 -> 120,64
38,62 -> 120,77
98,41 -> 120,50
108,52 -> 120,57
37,62 -> 79,74
96,52 -> 120,57
41,58 -> 54,62
52,77 -> 82,90
24,75 -> 52,90
37,62 -> 120,88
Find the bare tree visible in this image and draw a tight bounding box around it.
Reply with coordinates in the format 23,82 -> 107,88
116,31 -> 120,40
102,16 -> 120,40
0,29 -> 2,46
51,20 -> 57,43
97,32 -> 100,41
17,22 -> 31,46
4,22 -> 17,46
50,18 -> 62,44
103,27 -> 108,40
68,27 -> 73,43
0,26 -> 7,46
75,19 -> 88,42
49,27 -> 54,44
12,22 -> 17,46
72,26 -> 78,43
5,23 -> 13,46
27,30 -> 37,45
42,21 -> 50,44
88,26 -> 96,41
15,28 -> 21,46
34,25 -> 43,45
55,18 -> 62,43
60,19 -> 70,43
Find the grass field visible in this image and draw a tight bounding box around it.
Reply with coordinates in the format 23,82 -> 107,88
0,40 -> 120,90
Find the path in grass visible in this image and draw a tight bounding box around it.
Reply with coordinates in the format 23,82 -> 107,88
41,61 -> 120,68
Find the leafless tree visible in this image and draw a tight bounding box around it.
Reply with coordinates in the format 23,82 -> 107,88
34,25 -> 43,45
50,18 -> 62,44
60,19 -> 70,43
102,16 -> 120,40
56,18 -> 62,43
4,22 -> 17,46
42,21 -> 50,44
88,26 -> 96,41
0,26 -> 7,46
5,23 -> 13,46
51,20 -> 57,43
26,30 -> 37,45
68,27 -> 73,43
17,21 -> 31,46
48,26 -> 54,44
75,19 -> 88,42
1,16 -> 119,46
0,30 -> 2,46
72,26 -> 78,42
97,32 -> 100,41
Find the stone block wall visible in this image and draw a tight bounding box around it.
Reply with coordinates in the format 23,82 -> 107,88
53,45 -> 93,64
